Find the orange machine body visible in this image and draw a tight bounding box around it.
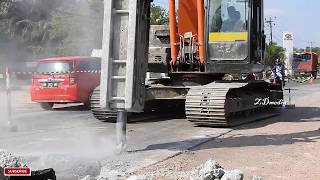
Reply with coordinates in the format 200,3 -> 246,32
169,0 -> 205,65
178,0 -> 198,36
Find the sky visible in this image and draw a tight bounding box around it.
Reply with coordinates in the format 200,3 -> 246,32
154,0 -> 319,48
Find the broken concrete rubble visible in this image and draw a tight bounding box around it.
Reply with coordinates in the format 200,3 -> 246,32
191,159 -> 243,180
252,176 -> 263,180
0,149 -> 28,168
194,159 -> 224,180
85,159 -> 252,180
126,175 -> 148,180
220,170 -> 243,180
0,149 -> 28,180
80,175 -> 96,180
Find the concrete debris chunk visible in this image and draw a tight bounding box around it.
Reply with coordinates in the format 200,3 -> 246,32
190,159 -> 246,180
80,175 -> 96,180
220,170 -> 243,180
0,149 -> 28,168
192,159 -> 224,180
126,175 -> 147,180
97,166 -> 126,180
252,176 -> 263,180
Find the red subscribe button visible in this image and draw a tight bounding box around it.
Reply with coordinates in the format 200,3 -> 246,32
4,167 -> 31,176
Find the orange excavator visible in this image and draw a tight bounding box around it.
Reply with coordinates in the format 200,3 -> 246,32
94,0 -> 283,127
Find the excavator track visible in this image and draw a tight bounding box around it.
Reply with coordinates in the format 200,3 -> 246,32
186,81 -> 282,127
90,86 -> 117,122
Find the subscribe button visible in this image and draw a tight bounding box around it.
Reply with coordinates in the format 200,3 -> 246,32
4,167 -> 31,176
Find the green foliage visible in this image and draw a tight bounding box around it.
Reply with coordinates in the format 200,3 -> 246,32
150,4 -> 169,25
0,0 -> 60,59
294,47 -> 320,55
0,0 -> 57,42
303,47 -> 320,56
0,0 -> 104,61
49,0 -> 104,56
0,1 -> 169,62
0,0 -> 13,18
265,42 -> 285,66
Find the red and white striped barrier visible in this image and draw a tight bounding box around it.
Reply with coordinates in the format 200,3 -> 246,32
9,70 -> 102,75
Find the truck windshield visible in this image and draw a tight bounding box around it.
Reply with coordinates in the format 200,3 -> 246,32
37,62 -> 73,74
294,54 -> 311,62
208,0 -> 249,61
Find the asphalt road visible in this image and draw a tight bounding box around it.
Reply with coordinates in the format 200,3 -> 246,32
0,86 -> 229,179
0,80 -> 317,179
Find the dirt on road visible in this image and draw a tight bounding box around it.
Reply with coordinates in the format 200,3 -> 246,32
136,87 -> 320,180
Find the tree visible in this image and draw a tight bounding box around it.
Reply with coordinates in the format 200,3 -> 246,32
265,42 -> 285,66
0,0 -> 58,42
0,0 -> 104,60
49,0 -> 104,56
0,0 -> 60,59
150,4 -> 169,25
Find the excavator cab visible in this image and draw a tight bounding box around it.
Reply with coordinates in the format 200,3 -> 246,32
206,0 -> 265,74
168,0 -> 265,75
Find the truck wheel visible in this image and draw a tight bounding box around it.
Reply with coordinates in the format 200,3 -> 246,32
40,102 -> 54,110
90,86 -> 117,122
83,100 -> 91,110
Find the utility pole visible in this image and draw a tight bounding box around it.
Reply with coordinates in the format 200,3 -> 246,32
265,17 -> 276,44
306,41 -> 314,53
304,41 -> 315,53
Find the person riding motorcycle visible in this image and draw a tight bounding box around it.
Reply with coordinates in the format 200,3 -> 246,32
271,59 -> 285,86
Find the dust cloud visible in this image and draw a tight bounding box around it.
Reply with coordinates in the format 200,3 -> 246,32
0,0 -> 113,178
21,132 -> 117,178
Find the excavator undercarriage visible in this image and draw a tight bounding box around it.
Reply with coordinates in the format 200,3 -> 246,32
186,81 -> 282,127
92,76 -> 283,127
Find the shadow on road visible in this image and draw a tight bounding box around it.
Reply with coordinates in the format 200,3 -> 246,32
53,104 -> 89,112
129,111 -> 186,124
128,100 -> 187,123
130,107 -> 320,152
131,128 -> 320,152
237,107 -> 320,130
190,129 -> 320,151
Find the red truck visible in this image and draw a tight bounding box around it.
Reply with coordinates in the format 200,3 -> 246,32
30,56 -> 101,110
293,52 -> 318,77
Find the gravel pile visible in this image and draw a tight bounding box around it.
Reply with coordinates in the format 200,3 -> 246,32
84,159 -> 259,180
0,149 -> 28,180
0,149 -> 28,168
125,159 -> 246,180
